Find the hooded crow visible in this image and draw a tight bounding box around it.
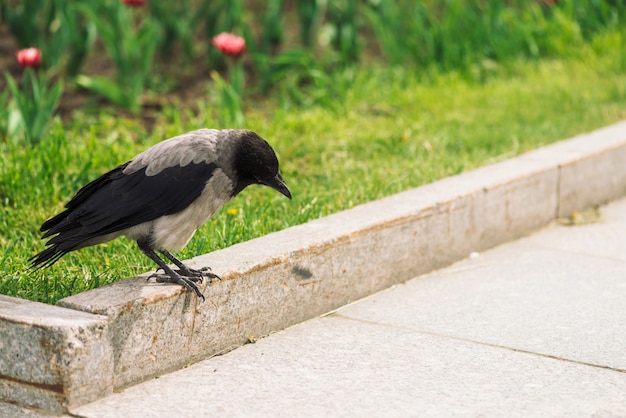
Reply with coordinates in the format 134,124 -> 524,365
30,129 -> 292,300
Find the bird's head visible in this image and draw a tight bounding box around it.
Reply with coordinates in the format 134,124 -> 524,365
231,130 -> 292,199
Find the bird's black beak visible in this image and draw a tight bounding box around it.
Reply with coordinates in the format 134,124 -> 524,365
262,171 -> 292,199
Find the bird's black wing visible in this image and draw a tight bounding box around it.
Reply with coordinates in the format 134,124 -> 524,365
31,161 -> 218,268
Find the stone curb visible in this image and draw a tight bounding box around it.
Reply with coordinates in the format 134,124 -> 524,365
2,121 -> 626,414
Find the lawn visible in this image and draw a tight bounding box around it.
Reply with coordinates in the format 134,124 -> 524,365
1,1 -> 625,303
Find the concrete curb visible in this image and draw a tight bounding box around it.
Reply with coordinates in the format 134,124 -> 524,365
2,121 -> 626,414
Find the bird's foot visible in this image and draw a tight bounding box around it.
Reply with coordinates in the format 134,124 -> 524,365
147,272 -> 206,301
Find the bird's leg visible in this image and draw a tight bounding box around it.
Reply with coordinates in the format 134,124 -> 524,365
159,250 -> 220,282
138,243 -> 205,301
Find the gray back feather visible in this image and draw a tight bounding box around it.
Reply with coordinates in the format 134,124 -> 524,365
124,129 -> 222,176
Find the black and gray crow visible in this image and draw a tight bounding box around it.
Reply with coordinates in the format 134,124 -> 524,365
30,129 -> 292,300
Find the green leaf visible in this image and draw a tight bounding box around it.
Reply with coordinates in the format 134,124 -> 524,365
75,75 -> 129,108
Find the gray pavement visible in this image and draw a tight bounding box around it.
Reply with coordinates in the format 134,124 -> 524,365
70,197 -> 626,417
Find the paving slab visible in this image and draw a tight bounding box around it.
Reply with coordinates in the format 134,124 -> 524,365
72,318 -> 626,418
337,199 -> 626,372
71,197 -> 626,417
339,239 -> 626,371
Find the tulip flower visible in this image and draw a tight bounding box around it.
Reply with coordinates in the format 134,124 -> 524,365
212,33 -> 246,58
210,33 -> 247,125
16,48 -> 42,69
6,47 -> 62,143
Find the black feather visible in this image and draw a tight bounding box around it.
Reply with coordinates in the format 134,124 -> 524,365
30,161 -> 218,268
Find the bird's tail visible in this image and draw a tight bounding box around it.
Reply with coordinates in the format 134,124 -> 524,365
30,212 -> 89,270
29,244 -> 67,270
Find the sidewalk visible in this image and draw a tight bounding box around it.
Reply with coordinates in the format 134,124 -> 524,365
65,197 -> 626,417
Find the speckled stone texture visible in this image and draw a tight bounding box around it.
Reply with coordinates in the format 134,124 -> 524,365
0,296 -> 112,413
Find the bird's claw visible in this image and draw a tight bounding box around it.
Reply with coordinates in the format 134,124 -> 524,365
147,265 -> 219,283
146,265 -> 219,302
147,272 -> 206,301
148,272 -> 203,283
178,265 -> 220,281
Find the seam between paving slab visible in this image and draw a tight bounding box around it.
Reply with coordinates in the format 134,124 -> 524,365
332,312 -> 626,375
1,120 -> 626,414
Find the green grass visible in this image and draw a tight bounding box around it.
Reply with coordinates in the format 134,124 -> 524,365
2,32 -> 626,303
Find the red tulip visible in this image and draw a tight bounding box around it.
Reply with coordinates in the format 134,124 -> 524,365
16,48 -> 42,69
122,0 -> 146,7
212,33 -> 246,58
